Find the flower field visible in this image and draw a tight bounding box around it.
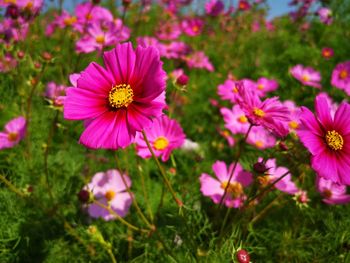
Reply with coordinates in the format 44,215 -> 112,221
1,0 -> 350,262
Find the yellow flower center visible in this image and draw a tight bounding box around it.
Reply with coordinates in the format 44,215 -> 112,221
192,25 -> 199,32
257,175 -> 272,187
257,84 -> 264,90
325,130 -> 343,151
25,1 -> 33,9
105,190 -> 116,201
232,87 -> 238,93
253,108 -> 265,118
220,181 -> 243,198
222,130 -> 230,137
238,115 -> 248,123
323,50 -> 330,57
340,70 -> 348,80
255,140 -> 264,148
63,16 -> 77,26
153,136 -> 169,151
289,120 -> 299,129
85,13 -> 93,20
5,0 -> 16,3
108,84 -> 134,108
95,35 -> 105,44
7,132 -> 19,142
302,75 -> 310,82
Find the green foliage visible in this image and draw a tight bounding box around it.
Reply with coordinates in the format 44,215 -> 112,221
1,1 -> 350,262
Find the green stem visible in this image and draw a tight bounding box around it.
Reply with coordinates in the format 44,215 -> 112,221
93,200 -> 149,234
141,130 -> 182,207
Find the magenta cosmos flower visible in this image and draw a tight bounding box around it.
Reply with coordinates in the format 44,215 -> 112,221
220,105 -> 250,135
199,160 -> 252,208
331,61 -> 350,95
321,47 -> 334,60
255,77 -> 279,97
64,42 -> 167,149
297,94 -> 350,185
185,51 -> 214,72
181,18 -> 204,37
45,82 -> 67,107
0,116 -> 26,150
205,0 -> 225,16
236,82 -> 291,137
84,169 -> 133,221
316,176 -> 350,205
135,115 -> 185,162
290,64 -> 321,88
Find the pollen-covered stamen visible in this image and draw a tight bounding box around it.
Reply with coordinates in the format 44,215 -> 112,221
238,115 -> 248,123
340,70 -> 348,80
153,136 -> 169,151
7,132 -> 19,142
255,140 -> 264,148
95,35 -> 105,44
220,181 -> 243,198
257,84 -> 264,90
64,16 -> 77,26
325,130 -> 343,151
105,190 -> 116,201
302,74 -> 310,82
289,120 -> 299,129
253,108 -> 265,118
108,84 -> 134,108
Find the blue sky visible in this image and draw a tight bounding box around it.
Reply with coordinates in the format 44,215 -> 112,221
60,0 -> 292,19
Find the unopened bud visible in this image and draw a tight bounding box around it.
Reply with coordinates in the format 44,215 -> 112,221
78,189 -> 90,203
279,141 -> 288,151
6,4 -> 19,19
17,50 -> 25,59
236,249 -> 250,263
176,74 -> 189,86
42,52 -> 52,62
253,162 -> 267,174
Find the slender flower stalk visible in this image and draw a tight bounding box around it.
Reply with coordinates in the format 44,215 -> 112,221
142,130 -> 183,207
219,125 -> 253,207
93,200 -> 149,233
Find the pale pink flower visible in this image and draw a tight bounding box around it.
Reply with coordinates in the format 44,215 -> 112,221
0,116 -> 26,150
290,64 -> 321,88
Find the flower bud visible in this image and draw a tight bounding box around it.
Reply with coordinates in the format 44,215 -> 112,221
176,74 -> 189,86
253,162 -> 267,174
236,249 -> 250,263
78,189 -> 90,203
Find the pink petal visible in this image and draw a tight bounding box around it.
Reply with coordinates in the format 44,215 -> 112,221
103,42 -> 136,85
334,102 -> 350,135
110,192 -> 133,218
199,173 -> 224,196
64,88 -> 108,120
315,94 -> 333,130
212,161 -> 228,182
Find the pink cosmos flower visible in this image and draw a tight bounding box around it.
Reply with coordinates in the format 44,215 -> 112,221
76,20 -> 130,54
290,64 -> 321,88
316,176 -> 350,205
238,0 -> 251,11
64,42 -> 167,150
217,79 -> 240,103
255,77 -> 279,97
321,47 -> 334,60
297,93 -> 350,185
135,115 -> 185,162
0,53 -> 17,72
185,51 -> 214,72
257,158 -> 299,195
84,169 -> 133,221
199,160 -> 253,208
45,82 -> 67,107
317,7 -> 332,25
45,10 -> 77,36
181,18 -> 204,37
283,100 -> 301,132
73,2 -> 113,33
331,61 -> 350,95
247,126 -> 276,149
220,105 -> 250,135
0,116 -> 26,150
0,18 -> 29,43
156,20 -> 182,40
205,0 -> 225,16
163,41 -> 191,59
236,82 -> 291,137
218,128 -> 235,146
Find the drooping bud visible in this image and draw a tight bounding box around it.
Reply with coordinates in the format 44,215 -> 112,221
176,74 -> 189,86
78,189 -> 90,203
6,4 -> 20,19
